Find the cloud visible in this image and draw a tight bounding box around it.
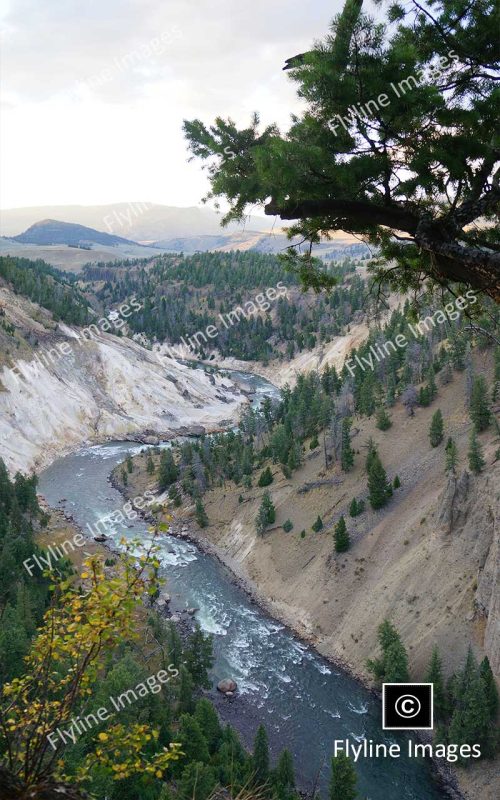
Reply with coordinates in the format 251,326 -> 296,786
0,0 -> 350,207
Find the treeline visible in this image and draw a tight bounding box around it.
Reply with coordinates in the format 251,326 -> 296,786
0,459 -> 51,683
146,295 -> 499,543
81,251 -> 368,363
0,256 -> 90,325
368,620 -> 499,764
0,458 -> 306,800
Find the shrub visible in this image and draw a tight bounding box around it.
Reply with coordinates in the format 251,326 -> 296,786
283,519 -> 293,533
312,515 -> 323,533
257,466 -> 273,487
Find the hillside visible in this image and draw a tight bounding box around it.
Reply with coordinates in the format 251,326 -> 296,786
120,349 -> 500,800
0,203 -> 279,240
13,219 -> 138,247
0,281 -> 247,475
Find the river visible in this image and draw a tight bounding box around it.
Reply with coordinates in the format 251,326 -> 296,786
39,370 -> 446,800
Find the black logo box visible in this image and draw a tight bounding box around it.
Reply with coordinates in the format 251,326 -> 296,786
382,683 -> 434,730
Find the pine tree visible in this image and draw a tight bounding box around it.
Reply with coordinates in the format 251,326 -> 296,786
427,366 -> 437,400
252,724 -> 270,787
177,714 -> 210,764
393,475 -> 401,489
184,625 -> 214,689
429,409 -> 444,447
146,453 -> 155,474
178,665 -> 195,714
367,453 -> 391,510
312,515 -> 324,533
194,699 -> 223,754
258,466 -> 273,487
445,437 -> 458,475
340,417 -> 354,471
367,620 -> 409,684
195,498 -> 208,528
425,646 -> 447,722
256,491 -> 276,535
470,375 -> 491,432
376,407 -> 392,431
158,449 -> 179,489
334,516 -> 350,553
126,455 -> 134,473
178,762 -> 216,800
275,749 -> 295,800
384,639 -> 410,683
330,754 -> 357,800
448,651 -> 496,761
349,497 -> 361,517
468,430 -> 485,475
479,657 -> 499,720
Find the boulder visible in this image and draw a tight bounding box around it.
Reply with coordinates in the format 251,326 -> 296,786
217,678 -> 237,694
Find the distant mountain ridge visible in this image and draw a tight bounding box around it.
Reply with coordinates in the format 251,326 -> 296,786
0,202 -> 278,240
13,219 -> 139,247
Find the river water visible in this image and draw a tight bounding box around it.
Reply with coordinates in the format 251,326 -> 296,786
39,370 -> 445,800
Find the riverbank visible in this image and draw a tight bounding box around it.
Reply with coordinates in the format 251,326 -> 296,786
109,465 -> 468,800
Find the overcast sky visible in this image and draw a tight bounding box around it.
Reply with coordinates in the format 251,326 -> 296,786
0,0 -> 361,210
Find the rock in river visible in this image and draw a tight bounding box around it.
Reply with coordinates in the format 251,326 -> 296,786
217,678 -> 237,694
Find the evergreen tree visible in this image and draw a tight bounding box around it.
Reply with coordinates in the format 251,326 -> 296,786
179,762 -> 216,800
384,639 -> 410,683
468,430 -> 485,474
185,1 -> 498,297
393,475 -> 401,489
429,409 -> 444,447
445,437 -> 458,475
184,625 -> 214,690
195,498 -> 208,528
178,665 -> 195,714
479,657 -> 499,721
258,466 -> 274,487
425,646 -> 447,723
126,455 -> 134,473
146,453 -> 155,474
349,497 -> 362,517
376,407 -> 392,431
194,698 -> 223,754
256,492 -> 276,536
275,749 -> 295,800
176,714 -> 210,765
334,516 -> 350,553
330,754 -> 357,800
470,375 -> 491,432
166,621 -> 183,668
367,620 -> 409,684
158,449 -> 179,490
340,417 -> 354,471
312,515 -> 324,533
367,453 -> 392,510
252,724 -> 270,787
448,655 -> 496,761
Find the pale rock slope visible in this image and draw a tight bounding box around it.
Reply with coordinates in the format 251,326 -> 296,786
0,289 -> 246,475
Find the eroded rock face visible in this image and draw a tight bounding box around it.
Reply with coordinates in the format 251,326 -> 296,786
437,470 -> 499,674
436,470 -> 471,536
0,290 -> 247,475
475,474 -> 500,674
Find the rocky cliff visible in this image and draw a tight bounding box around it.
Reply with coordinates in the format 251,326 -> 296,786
0,286 -> 246,474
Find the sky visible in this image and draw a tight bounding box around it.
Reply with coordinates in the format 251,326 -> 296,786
0,0 -> 358,211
